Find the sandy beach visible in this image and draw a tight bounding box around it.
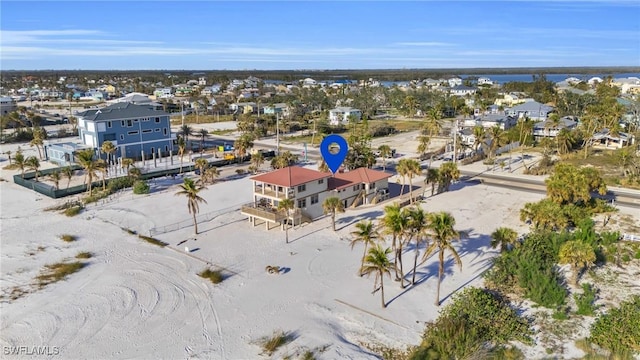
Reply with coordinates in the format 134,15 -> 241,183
1,143 -> 639,359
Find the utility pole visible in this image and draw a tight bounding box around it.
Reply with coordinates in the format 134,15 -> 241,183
276,112 -> 280,155
181,101 -> 185,127
453,118 -> 458,164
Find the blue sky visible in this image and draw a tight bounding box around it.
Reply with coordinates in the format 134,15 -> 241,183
1,1 -> 639,70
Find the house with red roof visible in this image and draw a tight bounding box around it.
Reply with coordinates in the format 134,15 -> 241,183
240,166 -> 392,229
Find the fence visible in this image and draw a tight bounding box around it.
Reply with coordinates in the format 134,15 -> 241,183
148,202 -> 245,236
622,233 -> 640,242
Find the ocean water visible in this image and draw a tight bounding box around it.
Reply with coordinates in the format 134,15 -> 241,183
380,73 -> 640,87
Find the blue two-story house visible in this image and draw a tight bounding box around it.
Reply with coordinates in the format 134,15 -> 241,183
76,102 -> 175,160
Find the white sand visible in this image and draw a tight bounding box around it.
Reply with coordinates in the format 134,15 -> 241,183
1,148 -> 638,359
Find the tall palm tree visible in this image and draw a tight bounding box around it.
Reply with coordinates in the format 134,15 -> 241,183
423,168 -> 439,197
204,166 -> 220,184
121,158 -> 134,176
377,144 -> 392,171
101,140 -> 117,167
424,211 -> 462,306
472,125 -> 485,154
559,240 -> 596,286
360,245 -> 394,308
62,166 -> 74,189
556,128 -> 575,155
234,134 -> 254,163
322,196 -> 344,231
30,127 -> 46,160
396,158 -> 409,197
76,149 -> 98,194
97,159 -> 108,191
490,227 -> 518,253
175,178 -> 207,235
407,207 -> 429,285
180,124 -> 193,148
250,151 -> 264,172
277,198 -> 295,244
437,162 -> 460,193
380,203 -> 409,286
194,157 -> 209,183
487,125 -> 507,160
14,150 -> 26,178
198,128 -> 208,153
177,137 -> 186,173
25,156 -> 40,181
417,135 -> 430,159
350,220 -> 380,276
404,159 -> 421,203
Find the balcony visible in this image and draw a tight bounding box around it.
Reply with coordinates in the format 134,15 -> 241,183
253,185 -> 295,200
240,203 -> 301,223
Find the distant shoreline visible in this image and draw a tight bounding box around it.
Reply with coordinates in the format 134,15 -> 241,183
3,66 -> 640,83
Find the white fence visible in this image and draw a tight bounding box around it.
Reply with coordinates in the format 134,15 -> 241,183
622,233 -> 640,242
148,202 -> 245,236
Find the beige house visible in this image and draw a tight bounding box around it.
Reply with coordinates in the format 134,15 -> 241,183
241,166 -> 392,230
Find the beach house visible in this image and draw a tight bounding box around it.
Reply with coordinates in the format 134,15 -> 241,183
75,102 -> 175,161
507,101 -> 554,121
329,107 -> 362,125
241,166 -> 392,229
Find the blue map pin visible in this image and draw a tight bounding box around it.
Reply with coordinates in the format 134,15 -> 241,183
320,135 -> 348,174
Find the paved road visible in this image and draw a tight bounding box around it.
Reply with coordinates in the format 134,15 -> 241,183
460,169 -> 640,208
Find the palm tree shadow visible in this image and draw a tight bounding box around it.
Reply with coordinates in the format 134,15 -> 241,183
336,210 -> 383,230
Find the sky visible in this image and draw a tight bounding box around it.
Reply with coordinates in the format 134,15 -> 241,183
1,1 -> 639,70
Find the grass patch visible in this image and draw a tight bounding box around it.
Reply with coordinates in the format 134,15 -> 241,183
76,252 -> 92,259
258,330 -> 294,356
198,268 -> 226,284
3,163 -> 19,170
210,129 -> 235,135
63,205 -> 83,217
60,234 -> 77,242
138,234 -> 168,247
36,261 -> 86,287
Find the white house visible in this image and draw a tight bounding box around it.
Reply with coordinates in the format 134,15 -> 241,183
506,101 -> 554,121
477,77 -> 494,86
447,77 -> 462,87
592,129 -> 635,149
329,107 -> 362,125
450,85 -> 477,97
533,116 -> 578,138
464,114 -> 517,130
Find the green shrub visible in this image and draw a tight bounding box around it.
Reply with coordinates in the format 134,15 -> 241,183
622,254 -> 631,262
132,180 -> 150,194
60,234 -> 77,242
76,252 -> 92,259
258,330 -> 293,356
63,205 -> 83,217
409,287 -> 532,359
589,296 -> 640,357
107,176 -> 134,192
198,269 -> 225,284
36,261 -> 86,287
552,308 -> 570,320
575,283 -> 598,316
634,250 -> 640,260
138,235 -> 167,247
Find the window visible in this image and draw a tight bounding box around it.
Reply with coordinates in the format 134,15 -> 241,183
142,129 -> 153,133
163,128 -> 167,135
155,128 -> 160,132
128,131 -> 139,135
297,198 -> 306,208
107,121 -> 112,128
311,194 -> 318,205
121,120 -> 125,127
353,184 -> 360,191
103,133 -> 116,141
155,117 -> 160,123
297,184 -> 306,192
370,182 -> 376,189
120,134 -> 124,140
133,119 -> 138,123
150,147 -> 155,155
318,179 -> 324,184
127,120 -> 132,127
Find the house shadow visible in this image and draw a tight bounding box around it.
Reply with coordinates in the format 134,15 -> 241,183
387,182 -> 420,198
336,210 -> 384,230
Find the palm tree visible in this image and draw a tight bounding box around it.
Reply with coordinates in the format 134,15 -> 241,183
424,211 -> 462,306
76,149 -> 98,194
198,128 -> 208,152
177,137 -> 186,173
360,245 -> 394,308
490,227 -> 518,252
234,134 -> 254,163
194,157 -> 209,183
180,124 -> 193,148
437,162 -> 460,193
404,159 -> 421,203
350,220 -> 380,276
380,203 -> 409,286
423,168 -> 439,197
407,207 -> 429,285
417,135 -> 430,159
48,170 -> 61,190
250,151 -> 264,173
25,156 -> 40,181
378,144 -> 392,171
204,166 -> 220,184
322,196 -> 344,231
121,158 -> 134,176
175,178 -> 207,235
487,125 -> 507,160
14,150 -> 26,178
97,159 -> 108,191
4,150 -> 12,165
101,140 -> 117,167
277,198 -> 295,243
62,166 -> 74,189
396,158 -> 409,197
472,125 -> 485,154
559,240 -> 596,286
30,127 -> 46,160
556,128 -> 575,155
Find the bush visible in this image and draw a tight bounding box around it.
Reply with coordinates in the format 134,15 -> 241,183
63,205 -> 83,217
60,234 -> 77,242
132,180 -> 149,194
574,283 -> 598,316
107,176 -> 134,192
258,330 -> 294,356
76,252 -> 92,259
138,235 -> 167,247
409,287 -> 532,359
36,261 -> 86,287
198,269 -> 225,284
589,296 -> 640,357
